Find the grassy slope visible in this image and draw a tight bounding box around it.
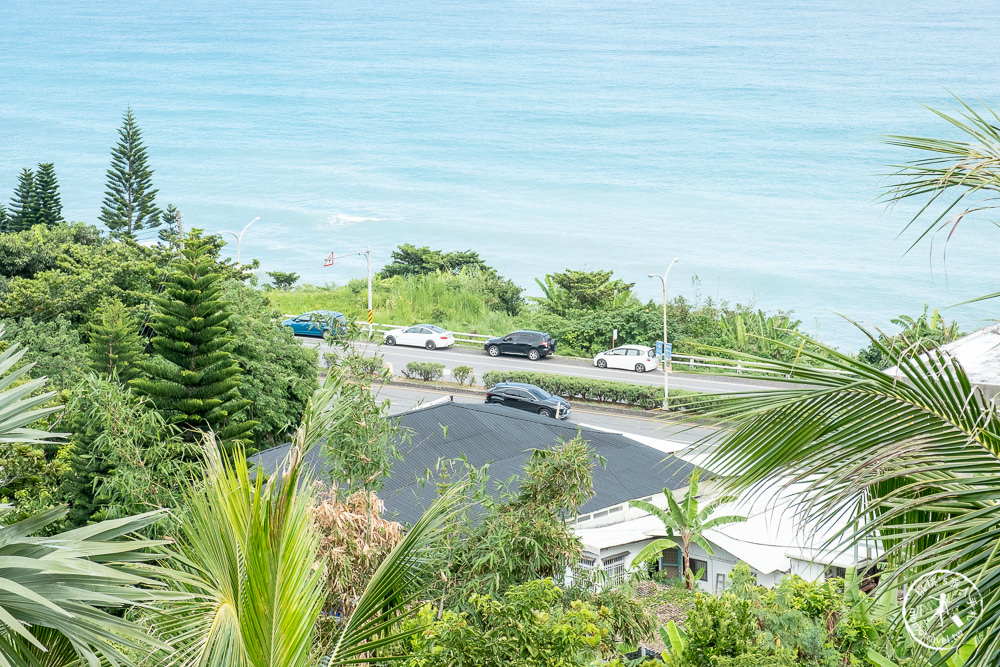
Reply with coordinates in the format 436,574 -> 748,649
266,274 -> 526,336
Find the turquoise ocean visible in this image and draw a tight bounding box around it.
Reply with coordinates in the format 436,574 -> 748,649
2,0 -> 999,350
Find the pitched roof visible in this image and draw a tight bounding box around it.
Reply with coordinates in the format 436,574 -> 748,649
249,400 -> 696,526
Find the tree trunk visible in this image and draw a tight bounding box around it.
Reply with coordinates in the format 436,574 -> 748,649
682,538 -> 692,590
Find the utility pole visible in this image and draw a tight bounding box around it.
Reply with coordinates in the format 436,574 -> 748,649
648,257 -> 679,410
325,246 -> 374,336
175,209 -> 185,250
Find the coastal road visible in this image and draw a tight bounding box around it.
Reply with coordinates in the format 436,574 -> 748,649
375,382 -> 721,448
300,337 -> 798,395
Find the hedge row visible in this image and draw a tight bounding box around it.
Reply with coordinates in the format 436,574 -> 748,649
479,369 -> 708,411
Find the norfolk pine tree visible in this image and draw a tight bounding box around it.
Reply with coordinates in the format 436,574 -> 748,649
98,107 -> 161,238
131,230 -> 255,447
8,167 -> 37,231
0,204 -> 9,233
87,298 -> 146,383
33,162 -> 64,227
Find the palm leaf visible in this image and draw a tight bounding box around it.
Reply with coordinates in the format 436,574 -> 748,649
881,96 -> 1000,256
0,506 -> 174,667
700,325 -> 1000,665
149,436 -> 326,667
0,335 -> 64,445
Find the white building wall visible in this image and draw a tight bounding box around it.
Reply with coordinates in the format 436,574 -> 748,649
585,538 -> 842,593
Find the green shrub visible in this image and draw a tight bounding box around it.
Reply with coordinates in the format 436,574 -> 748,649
452,365 -> 474,385
402,361 -> 445,382
480,369 -> 714,411
400,579 -> 613,666
683,594 -> 757,667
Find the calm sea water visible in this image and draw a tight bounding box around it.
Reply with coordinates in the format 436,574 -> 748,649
2,0 -> 999,349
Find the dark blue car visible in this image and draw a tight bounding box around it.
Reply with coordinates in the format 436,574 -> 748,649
281,310 -> 347,339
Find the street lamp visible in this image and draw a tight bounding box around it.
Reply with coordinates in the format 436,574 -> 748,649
219,216 -> 261,265
649,257 -> 679,410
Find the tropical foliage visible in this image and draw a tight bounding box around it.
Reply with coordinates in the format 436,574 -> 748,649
532,269 -> 639,316
147,435 -> 326,667
0,326 -> 178,666
131,230 -> 255,448
399,579 -> 616,667
438,437 -> 601,604
60,374 -> 196,530
629,471 -> 746,590
696,328 -> 1000,665
857,304 -> 964,368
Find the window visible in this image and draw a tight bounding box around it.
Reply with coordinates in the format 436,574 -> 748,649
690,558 -> 709,582
659,548 -> 708,582
602,553 -> 628,585
405,326 -> 420,333
660,548 -> 681,579
626,348 -> 641,356
427,325 -> 445,333
508,389 -> 530,400
825,565 -> 847,579
609,348 -> 626,355
295,315 -> 312,322
579,556 -> 596,570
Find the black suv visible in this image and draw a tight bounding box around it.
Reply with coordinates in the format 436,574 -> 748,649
485,382 -> 571,419
483,330 -> 556,361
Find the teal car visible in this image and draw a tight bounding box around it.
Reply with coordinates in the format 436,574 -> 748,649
281,310 -> 347,339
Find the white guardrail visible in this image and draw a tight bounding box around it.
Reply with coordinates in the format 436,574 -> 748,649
278,315 -> 843,378
345,320 -> 838,379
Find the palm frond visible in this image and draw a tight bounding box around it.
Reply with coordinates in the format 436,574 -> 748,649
149,433 -> 325,667
700,325 -> 1000,665
0,506 -> 174,667
881,96 -> 1000,254
0,336 -> 63,445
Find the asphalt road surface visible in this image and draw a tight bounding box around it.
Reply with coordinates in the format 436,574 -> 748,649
375,382 -> 720,448
300,336 -> 797,395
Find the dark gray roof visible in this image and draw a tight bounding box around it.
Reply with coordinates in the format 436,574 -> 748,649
249,400 -> 696,526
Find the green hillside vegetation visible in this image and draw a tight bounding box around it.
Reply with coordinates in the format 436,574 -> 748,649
1,100 -> 995,665
270,263 -> 812,362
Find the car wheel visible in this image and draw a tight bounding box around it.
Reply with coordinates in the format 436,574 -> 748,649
321,329 -> 330,340
385,336 -> 396,345
425,340 -> 436,350
527,348 -> 541,361
487,345 -> 501,357
538,408 -> 553,418
597,359 -> 607,369
635,363 -> 646,373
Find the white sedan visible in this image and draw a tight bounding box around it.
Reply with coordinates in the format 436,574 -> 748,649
593,344 -> 659,373
383,324 -> 455,350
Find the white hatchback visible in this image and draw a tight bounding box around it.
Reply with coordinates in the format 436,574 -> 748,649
383,324 -> 455,350
593,344 -> 659,373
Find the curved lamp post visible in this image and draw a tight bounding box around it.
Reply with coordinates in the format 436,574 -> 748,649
220,216 -> 261,265
648,257 -> 679,410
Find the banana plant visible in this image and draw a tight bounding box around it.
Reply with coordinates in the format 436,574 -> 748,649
628,471 -> 745,590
